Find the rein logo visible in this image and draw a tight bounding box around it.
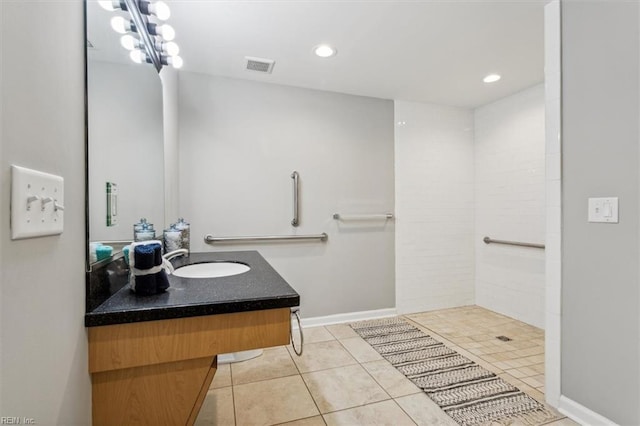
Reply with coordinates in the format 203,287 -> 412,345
0,417 -> 35,424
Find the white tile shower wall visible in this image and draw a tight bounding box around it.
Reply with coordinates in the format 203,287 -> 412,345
395,101 -> 475,314
178,73 -> 395,318
474,84 -> 546,328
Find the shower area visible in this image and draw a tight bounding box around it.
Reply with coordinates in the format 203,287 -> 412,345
395,85 -> 547,330
392,84 -> 549,401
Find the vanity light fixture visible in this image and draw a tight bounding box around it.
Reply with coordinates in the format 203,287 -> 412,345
98,0 -> 127,11
120,34 -> 140,50
146,22 -> 176,41
138,0 -> 170,20
130,48 -> 183,69
161,41 -> 180,56
314,44 -> 337,58
129,49 -> 148,64
162,55 -> 183,69
100,0 -> 181,71
100,0 -> 170,20
121,35 -> 179,56
110,16 -> 136,34
483,73 -> 501,83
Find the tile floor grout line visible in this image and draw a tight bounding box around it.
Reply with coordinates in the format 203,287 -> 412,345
232,371 -> 301,387
285,339 -> 326,423
318,396 -> 400,416
390,396 -> 425,426
334,331 -> 395,402
228,360 -> 238,426
271,414 -> 326,426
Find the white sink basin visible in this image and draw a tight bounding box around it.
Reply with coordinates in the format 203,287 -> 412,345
172,262 -> 251,279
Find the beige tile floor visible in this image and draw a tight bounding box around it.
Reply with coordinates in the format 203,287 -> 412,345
195,305 -> 577,426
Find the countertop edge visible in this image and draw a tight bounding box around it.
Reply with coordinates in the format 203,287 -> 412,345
84,294 -> 300,327
84,250 -> 301,327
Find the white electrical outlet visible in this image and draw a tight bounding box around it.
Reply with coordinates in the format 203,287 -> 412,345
11,165 -> 64,240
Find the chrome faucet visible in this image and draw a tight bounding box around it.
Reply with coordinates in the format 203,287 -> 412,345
163,248 -> 189,261
162,249 -> 189,274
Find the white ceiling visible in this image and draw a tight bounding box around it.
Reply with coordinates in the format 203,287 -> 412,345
90,0 -> 547,109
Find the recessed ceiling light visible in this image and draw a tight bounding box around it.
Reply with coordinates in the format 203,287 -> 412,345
314,44 -> 337,58
483,74 -> 501,83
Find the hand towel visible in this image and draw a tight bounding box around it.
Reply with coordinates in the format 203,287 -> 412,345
129,240 -> 171,295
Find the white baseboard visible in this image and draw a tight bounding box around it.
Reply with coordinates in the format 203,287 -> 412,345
297,308 -> 398,328
558,395 -> 618,426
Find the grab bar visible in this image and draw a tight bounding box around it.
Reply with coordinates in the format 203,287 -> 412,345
483,236 -> 545,249
333,213 -> 394,221
204,233 -> 328,244
291,171 -> 300,227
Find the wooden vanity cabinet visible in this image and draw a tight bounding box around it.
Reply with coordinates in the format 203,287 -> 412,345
88,308 -> 291,425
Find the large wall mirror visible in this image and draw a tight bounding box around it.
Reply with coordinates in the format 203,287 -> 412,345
86,0 -> 164,266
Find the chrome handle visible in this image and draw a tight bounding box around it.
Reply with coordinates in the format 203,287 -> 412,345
483,236 -> 545,249
333,213 -> 394,221
291,171 -> 299,227
204,233 -> 328,244
290,308 -> 303,356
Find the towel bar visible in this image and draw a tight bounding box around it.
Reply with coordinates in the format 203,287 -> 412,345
333,213 -> 394,221
204,233 -> 328,244
483,236 -> 545,249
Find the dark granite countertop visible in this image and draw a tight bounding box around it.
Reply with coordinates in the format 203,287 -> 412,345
85,251 -> 300,327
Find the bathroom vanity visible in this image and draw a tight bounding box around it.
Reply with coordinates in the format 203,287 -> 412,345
85,251 -> 300,426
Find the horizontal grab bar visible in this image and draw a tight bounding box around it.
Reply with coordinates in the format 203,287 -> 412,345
91,240 -> 133,245
333,213 -> 394,220
204,233 -> 328,244
483,236 -> 545,249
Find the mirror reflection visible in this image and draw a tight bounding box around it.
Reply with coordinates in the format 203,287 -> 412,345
86,0 -> 164,261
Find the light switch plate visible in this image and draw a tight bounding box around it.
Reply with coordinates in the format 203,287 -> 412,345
11,165 -> 64,239
588,197 -> 618,223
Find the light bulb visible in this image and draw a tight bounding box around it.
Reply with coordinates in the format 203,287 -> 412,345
151,1 -> 171,20
97,0 -> 116,11
163,41 -> 179,56
120,34 -> 139,50
139,0 -> 171,20
129,49 -> 146,64
111,16 -> 133,34
159,24 -> 175,41
314,44 -> 336,58
170,56 -> 183,69
483,74 -> 501,83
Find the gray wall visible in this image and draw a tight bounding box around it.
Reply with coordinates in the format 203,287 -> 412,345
562,1 -> 640,424
178,72 -> 396,319
0,1 -> 91,423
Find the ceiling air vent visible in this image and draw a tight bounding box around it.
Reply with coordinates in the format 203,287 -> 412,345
245,56 -> 275,74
